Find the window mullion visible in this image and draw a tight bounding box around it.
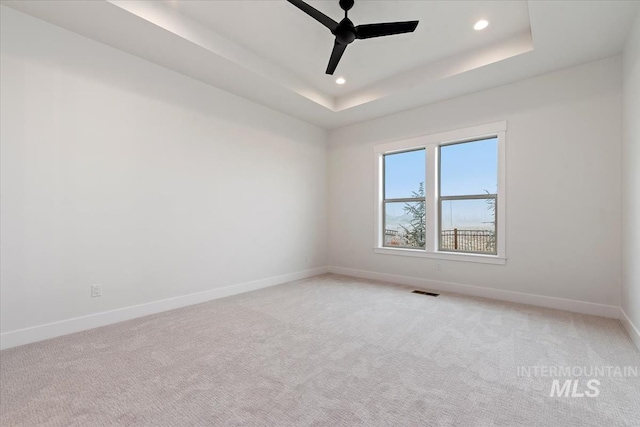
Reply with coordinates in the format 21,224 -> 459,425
425,144 -> 437,253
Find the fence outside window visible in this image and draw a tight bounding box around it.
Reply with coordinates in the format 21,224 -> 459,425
440,229 -> 495,253
385,228 -> 496,254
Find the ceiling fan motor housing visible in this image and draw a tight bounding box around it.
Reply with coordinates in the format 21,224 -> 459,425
334,19 -> 356,45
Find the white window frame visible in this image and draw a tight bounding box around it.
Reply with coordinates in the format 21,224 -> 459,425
373,121 -> 507,265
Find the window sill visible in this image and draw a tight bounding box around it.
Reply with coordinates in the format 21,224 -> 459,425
373,247 -> 507,265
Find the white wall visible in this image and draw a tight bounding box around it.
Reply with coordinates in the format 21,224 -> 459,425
0,7 -> 327,337
622,12 -> 640,338
329,57 -> 622,308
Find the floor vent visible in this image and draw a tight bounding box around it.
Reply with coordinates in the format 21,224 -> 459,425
412,290 -> 439,297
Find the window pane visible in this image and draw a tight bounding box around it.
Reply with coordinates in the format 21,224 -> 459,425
384,149 -> 425,199
440,198 -> 496,254
384,201 -> 425,248
440,138 -> 497,196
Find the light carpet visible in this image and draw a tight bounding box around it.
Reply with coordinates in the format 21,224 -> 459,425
1,274 -> 639,426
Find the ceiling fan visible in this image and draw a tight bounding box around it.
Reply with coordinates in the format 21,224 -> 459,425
287,0 -> 419,75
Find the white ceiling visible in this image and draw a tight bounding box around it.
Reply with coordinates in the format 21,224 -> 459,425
2,1 -> 639,129
172,1 -> 531,96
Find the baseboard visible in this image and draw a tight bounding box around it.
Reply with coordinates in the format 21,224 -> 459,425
619,307 -> 640,351
3,266 -> 628,351
0,266 -> 329,351
328,266 -> 620,319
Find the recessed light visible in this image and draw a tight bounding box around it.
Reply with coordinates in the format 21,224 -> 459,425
474,19 -> 489,31
336,77 -> 346,85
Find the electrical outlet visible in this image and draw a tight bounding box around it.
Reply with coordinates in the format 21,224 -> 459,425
91,284 -> 102,298
436,263 -> 442,271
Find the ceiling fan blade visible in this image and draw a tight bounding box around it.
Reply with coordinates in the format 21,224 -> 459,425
287,0 -> 338,32
326,41 -> 347,75
355,21 -> 419,39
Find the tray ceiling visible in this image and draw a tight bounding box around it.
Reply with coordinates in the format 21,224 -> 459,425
2,0 -> 638,129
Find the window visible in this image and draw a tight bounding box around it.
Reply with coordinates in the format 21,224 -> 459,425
374,122 -> 506,264
383,149 -> 425,248
439,138 -> 497,254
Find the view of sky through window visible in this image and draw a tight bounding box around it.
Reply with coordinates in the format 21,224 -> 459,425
440,138 -> 498,196
384,149 -> 425,199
